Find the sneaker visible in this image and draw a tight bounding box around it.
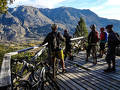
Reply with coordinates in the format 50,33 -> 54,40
111,68 -> 116,72
97,54 -> 101,57
99,55 -> 103,58
85,58 -> 88,62
93,59 -> 97,65
62,69 -> 67,73
104,68 -> 111,72
97,54 -> 103,58
93,62 -> 97,65
70,56 -> 74,61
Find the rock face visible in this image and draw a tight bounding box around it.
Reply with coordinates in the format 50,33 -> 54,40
0,6 -> 120,41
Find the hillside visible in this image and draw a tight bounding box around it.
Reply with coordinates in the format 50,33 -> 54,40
0,6 -> 120,41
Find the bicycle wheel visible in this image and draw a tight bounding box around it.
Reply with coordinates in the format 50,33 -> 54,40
32,69 -> 41,82
46,72 -> 60,90
15,80 -> 31,90
53,58 -> 59,80
32,66 -> 46,82
36,80 -> 45,90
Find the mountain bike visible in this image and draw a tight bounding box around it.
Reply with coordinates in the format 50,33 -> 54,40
11,58 -> 45,90
11,58 -> 60,90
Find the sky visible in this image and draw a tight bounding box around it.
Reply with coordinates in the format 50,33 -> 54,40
9,0 -> 120,20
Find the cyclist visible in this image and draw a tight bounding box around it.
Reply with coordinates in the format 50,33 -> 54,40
104,24 -> 118,72
41,24 -> 66,73
86,24 -> 99,64
98,27 -> 107,58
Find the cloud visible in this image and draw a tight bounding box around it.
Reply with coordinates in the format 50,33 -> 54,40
9,0 -> 66,8
88,0 -> 120,20
95,7 -> 120,20
105,0 -> 120,6
9,0 -> 120,20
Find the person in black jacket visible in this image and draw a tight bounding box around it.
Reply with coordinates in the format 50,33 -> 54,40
63,29 -> 73,60
104,24 -> 118,72
42,24 -> 66,73
86,24 -> 99,64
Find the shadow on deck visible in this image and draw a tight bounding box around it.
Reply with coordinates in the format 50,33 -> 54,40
53,51 -> 120,90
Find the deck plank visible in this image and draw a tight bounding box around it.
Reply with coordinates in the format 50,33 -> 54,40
55,51 -> 120,90
65,63 -> 115,90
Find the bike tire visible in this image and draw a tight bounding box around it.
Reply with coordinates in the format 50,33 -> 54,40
15,80 -> 31,90
46,72 -> 60,90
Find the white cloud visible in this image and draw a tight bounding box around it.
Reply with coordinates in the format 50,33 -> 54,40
95,7 -> 120,20
34,0 -> 66,8
9,0 -> 66,8
87,0 -> 120,20
9,0 -> 120,20
105,0 -> 120,6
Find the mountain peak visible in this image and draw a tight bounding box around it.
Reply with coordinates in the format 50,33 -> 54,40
0,6 -> 120,42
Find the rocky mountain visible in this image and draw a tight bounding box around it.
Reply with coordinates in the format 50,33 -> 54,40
0,6 -> 120,41
40,7 -> 120,32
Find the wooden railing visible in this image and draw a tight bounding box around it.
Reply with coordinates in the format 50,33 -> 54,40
0,36 -> 84,88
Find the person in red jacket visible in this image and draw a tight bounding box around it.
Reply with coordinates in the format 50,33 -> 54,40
98,27 -> 107,58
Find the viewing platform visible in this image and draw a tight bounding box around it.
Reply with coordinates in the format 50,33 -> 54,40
0,36 -> 120,90
54,51 -> 120,90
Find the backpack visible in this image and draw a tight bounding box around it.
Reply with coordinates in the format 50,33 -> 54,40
48,32 -> 59,51
89,30 -> 99,43
95,31 -> 99,42
103,32 -> 107,42
104,32 -> 108,42
115,32 -> 120,46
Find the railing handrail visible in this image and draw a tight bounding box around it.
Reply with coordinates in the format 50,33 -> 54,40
70,36 -> 84,41
0,43 -> 48,87
0,36 -> 84,87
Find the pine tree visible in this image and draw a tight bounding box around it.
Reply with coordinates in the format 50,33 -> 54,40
74,17 -> 88,37
0,0 -> 14,14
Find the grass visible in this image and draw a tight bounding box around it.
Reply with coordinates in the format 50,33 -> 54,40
0,41 -> 42,68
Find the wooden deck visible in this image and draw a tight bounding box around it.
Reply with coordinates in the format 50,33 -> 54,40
46,51 -> 120,90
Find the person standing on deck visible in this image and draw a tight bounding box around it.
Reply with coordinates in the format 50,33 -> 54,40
63,29 -> 73,61
104,24 -> 118,72
41,24 -> 66,73
86,24 -> 99,64
98,27 -> 107,58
